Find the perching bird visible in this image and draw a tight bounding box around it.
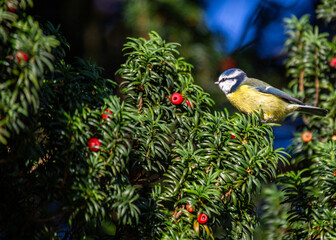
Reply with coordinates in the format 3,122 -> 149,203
215,68 -> 328,123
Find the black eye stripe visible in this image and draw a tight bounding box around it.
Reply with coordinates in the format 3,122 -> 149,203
220,77 -> 237,82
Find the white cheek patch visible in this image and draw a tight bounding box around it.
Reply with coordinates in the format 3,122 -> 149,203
219,80 -> 236,94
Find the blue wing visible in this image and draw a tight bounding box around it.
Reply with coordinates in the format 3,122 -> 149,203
255,86 -> 304,105
243,78 -> 304,105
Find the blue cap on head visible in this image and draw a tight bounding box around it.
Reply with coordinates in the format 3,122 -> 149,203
223,68 -> 240,75
221,68 -> 245,78
216,68 -> 246,84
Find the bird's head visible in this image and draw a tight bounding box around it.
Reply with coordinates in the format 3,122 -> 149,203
215,68 -> 247,95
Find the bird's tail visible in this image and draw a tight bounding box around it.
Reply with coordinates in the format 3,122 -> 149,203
294,105 -> 328,116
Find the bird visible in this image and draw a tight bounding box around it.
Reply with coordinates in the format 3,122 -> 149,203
215,68 -> 328,123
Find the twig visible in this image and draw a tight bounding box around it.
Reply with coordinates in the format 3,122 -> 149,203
138,97 -> 143,111
299,70 -> 305,93
314,75 -> 320,107
298,39 -> 304,93
314,52 -> 320,106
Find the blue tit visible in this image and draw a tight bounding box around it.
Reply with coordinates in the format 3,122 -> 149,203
215,68 -> 328,123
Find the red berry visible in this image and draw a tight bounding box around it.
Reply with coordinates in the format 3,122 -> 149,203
88,138 -> 101,152
330,57 -> 336,67
231,134 -> 237,139
102,109 -> 113,121
15,51 -> 29,63
6,2 -> 16,12
186,100 -> 195,108
301,131 -> 312,143
171,93 -> 183,105
186,204 -> 194,213
186,100 -> 192,107
7,6 -> 16,12
197,213 -> 208,224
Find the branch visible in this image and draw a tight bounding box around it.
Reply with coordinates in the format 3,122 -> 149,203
314,52 -> 320,106
298,40 -> 304,93
299,70 -> 305,93
314,75 -> 320,107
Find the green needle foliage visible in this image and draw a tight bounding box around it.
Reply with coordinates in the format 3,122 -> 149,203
316,0 -> 336,23
258,1 -> 336,239
116,32 -> 287,239
0,2 -> 283,239
4,0 -> 335,239
0,0 -> 58,144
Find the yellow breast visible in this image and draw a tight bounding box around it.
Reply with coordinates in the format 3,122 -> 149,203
226,85 -> 290,122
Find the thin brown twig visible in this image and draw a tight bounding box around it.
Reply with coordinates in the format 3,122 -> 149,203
298,39 -> 305,93
314,75 -> 320,107
299,70 -> 305,93
138,97 -> 143,111
314,52 -> 320,107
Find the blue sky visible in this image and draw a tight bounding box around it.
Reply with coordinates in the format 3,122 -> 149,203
203,0 -> 317,58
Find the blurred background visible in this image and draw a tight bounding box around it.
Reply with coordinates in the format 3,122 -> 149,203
31,0 -> 320,148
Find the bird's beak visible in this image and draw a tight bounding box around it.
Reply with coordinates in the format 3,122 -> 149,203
214,81 -> 219,85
